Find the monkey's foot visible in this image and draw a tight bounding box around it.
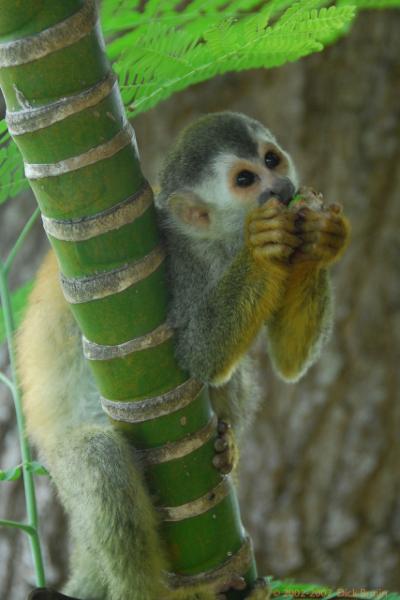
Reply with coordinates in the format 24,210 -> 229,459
216,574 -> 247,599
212,420 -> 238,475
246,578 -> 271,599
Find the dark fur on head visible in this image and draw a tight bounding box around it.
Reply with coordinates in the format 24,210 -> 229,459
158,111 -> 270,204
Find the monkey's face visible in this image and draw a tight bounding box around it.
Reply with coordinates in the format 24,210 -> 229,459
203,141 -> 297,210
228,140 -> 297,207
189,131 -> 298,239
158,112 -> 298,241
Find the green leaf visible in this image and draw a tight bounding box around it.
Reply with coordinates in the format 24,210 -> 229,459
25,461 -> 50,477
0,461 -> 49,482
0,279 -> 33,345
4,0 -> 398,202
107,0 -> 356,117
0,119 -> 29,205
0,465 -> 22,481
338,0 -> 400,7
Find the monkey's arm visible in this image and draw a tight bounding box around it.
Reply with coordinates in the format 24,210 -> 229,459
173,201 -> 298,385
267,264 -> 333,381
267,205 -> 350,381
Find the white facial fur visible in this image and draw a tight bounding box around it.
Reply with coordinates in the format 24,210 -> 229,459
186,125 -> 299,239
163,117 -> 299,242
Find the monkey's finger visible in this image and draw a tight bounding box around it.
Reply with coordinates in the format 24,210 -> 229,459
328,202 -> 343,214
214,437 -> 228,452
296,244 -> 335,263
254,244 -> 294,261
290,251 -> 320,264
263,198 -> 285,211
292,244 -> 332,262
300,232 -> 344,249
298,207 -> 343,225
249,215 -> 297,235
218,576 -> 247,592
299,243 -> 323,254
299,217 -> 345,236
212,453 -> 232,474
256,197 -> 285,213
218,420 -> 230,434
250,230 -> 301,249
247,576 -> 271,598
232,577 -> 247,590
249,206 -> 285,225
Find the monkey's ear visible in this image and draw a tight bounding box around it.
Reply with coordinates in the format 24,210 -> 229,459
167,191 -> 211,229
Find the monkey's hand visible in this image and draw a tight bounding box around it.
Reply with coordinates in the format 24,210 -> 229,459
267,202 -> 349,382
247,198 -> 301,266
291,203 -> 350,267
212,420 -> 238,475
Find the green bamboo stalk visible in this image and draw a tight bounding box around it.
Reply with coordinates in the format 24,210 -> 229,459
0,1 -> 257,597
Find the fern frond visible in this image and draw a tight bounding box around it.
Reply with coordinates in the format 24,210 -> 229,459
0,121 -> 28,205
1,0 -> 398,204
114,2 -> 355,116
101,0 -> 304,54
338,0 -> 400,7
275,5 -> 356,43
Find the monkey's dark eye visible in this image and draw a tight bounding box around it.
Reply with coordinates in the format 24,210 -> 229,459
265,151 -> 281,169
236,170 -> 256,187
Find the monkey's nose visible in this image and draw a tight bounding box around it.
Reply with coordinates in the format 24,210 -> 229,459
258,178 -> 295,206
271,177 -> 295,205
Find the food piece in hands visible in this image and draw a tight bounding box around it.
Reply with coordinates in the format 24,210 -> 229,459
288,186 -> 325,212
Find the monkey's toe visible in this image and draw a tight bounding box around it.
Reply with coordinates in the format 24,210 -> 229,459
212,420 -> 238,475
216,575 -> 247,599
246,578 -> 271,600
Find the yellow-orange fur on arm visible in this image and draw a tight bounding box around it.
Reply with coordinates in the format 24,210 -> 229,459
267,264 -> 332,382
267,207 -> 350,382
210,247 -> 290,385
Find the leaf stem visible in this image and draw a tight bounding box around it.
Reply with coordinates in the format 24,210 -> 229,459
4,207 -> 40,275
0,370 -> 15,394
0,518 -> 36,536
0,261 -> 46,586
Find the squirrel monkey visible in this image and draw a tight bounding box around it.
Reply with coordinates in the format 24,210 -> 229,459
17,112 -> 349,600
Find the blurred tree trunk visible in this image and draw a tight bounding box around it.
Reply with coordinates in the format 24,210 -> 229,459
1,8 -> 399,598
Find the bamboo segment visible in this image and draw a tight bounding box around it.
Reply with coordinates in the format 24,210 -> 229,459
0,2 -> 257,597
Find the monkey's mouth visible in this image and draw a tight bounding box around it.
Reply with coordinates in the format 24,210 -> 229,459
257,178 -> 296,207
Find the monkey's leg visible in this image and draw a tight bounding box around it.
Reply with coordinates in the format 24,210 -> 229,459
48,425 -> 168,600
